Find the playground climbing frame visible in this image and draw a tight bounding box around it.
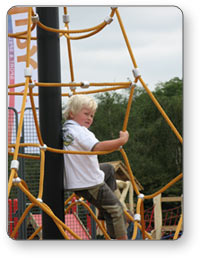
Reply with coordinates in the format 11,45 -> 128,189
8,6 -> 183,240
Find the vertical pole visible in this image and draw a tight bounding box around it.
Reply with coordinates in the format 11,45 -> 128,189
91,205 -> 96,239
36,7 -> 64,239
140,201 -> 146,240
18,121 -> 26,239
153,193 -> 162,240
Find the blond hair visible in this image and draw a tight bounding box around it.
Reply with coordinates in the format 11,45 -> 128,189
63,95 -> 98,120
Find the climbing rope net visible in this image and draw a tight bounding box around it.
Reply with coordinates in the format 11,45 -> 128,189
8,7 -> 183,240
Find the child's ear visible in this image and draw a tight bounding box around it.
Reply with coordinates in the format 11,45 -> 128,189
69,111 -> 74,119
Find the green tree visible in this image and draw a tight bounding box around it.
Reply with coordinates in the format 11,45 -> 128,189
91,92 -> 128,163
92,77 -> 183,197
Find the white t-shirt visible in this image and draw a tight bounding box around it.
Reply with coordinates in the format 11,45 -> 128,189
63,120 -> 105,190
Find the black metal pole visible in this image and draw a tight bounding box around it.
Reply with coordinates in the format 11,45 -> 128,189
36,7 -> 64,239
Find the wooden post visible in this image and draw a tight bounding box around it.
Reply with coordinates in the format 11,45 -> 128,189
129,183 -> 134,213
153,193 -> 162,240
140,201 -> 146,239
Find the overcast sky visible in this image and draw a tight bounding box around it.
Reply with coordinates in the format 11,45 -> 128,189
59,6 -> 183,92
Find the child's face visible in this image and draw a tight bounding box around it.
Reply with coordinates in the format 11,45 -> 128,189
70,107 -> 95,128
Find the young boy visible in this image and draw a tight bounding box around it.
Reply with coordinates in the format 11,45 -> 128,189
62,94 -> 129,239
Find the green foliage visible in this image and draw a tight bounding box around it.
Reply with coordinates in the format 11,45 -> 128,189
92,77 -> 183,197
91,92 -> 128,164
10,77 -> 182,205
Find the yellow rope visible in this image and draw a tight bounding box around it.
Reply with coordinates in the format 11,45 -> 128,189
65,198 -> 111,240
37,149 -> 45,199
122,85 -> 135,131
46,146 -> 116,156
116,7 -> 182,144
144,173 -> 183,200
63,23 -> 107,40
124,209 -> 152,240
71,85 -> 130,95
10,203 -> 35,239
120,148 -> 141,196
37,19 -> 105,35
64,7 -> 75,83
115,9 -> 138,68
29,86 -> 44,145
137,223 -> 152,240
8,83 -> 25,88
8,84 -> 130,97
139,77 -> 183,144
17,182 -> 81,240
132,221 -> 139,240
8,7 -> 33,196
8,92 -> 38,96
173,214 -> 183,240
8,81 -> 131,88
33,8 -> 115,35
8,152 -> 40,160
28,226 -> 42,240
8,23 -> 36,38
8,143 -> 40,148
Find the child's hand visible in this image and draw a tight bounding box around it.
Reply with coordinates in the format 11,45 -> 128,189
119,130 -> 129,145
93,130 -> 129,152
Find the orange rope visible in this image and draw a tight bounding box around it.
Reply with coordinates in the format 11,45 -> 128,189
139,77 -> 183,144
173,214 -> 183,240
47,146 -> 116,155
8,83 -> 25,88
120,148 -> 140,196
63,7 -> 75,83
8,92 -> 38,96
37,149 -> 45,199
115,9 -> 138,68
122,85 -> 135,131
10,203 -> 35,239
8,23 -> 36,38
8,151 -> 40,160
65,198 -> 111,240
29,86 -> 44,145
8,81 -> 131,88
63,23 -> 107,40
8,7 -> 33,196
35,8 -> 115,35
8,85 -> 130,97
28,226 -> 42,240
18,182 -> 81,240
144,173 -> 183,200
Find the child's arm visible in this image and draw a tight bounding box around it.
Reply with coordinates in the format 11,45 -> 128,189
92,131 -> 129,151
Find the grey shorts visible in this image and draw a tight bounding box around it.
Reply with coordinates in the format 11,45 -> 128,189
75,164 -> 127,239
